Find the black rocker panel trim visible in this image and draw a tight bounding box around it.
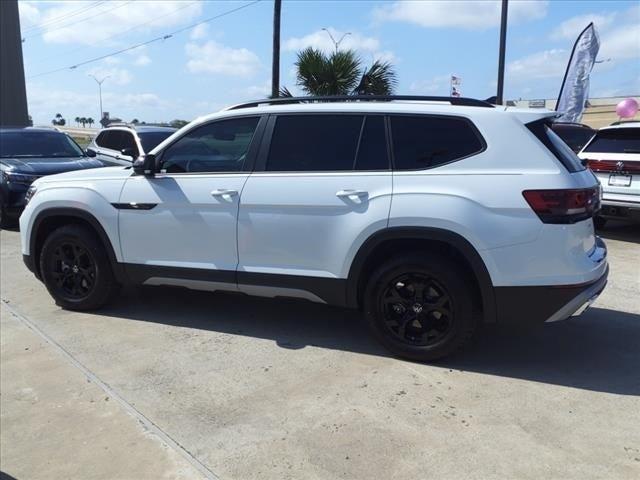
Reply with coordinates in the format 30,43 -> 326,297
125,263 -> 236,285
124,263 -> 346,305
237,271 -> 347,306
29,207 -> 126,283
347,227 -> 497,322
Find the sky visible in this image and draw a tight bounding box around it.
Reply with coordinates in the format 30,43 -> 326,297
18,0 -> 640,126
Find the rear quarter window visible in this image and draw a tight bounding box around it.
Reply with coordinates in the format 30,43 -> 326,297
390,115 -> 485,170
526,120 -> 585,173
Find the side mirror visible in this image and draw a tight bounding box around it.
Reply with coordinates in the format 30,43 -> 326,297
133,153 -> 156,176
121,147 -> 138,159
86,148 -> 97,157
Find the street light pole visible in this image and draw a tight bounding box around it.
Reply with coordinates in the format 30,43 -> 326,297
271,0 -> 282,98
321,28 -> 351,54
88,74 -> 109,126
496,0 -> 508,105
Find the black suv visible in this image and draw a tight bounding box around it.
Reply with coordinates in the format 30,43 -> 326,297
86,125 -> 177,166
0,127 -> 102,227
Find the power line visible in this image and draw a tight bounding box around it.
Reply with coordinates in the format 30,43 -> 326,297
22,1 -> 105,33
27,0 -> 263,80
23,1 -> 134,41
34,1 -> 199,64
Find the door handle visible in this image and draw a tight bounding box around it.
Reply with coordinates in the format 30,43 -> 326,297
336,189 -> 368,198
211,189 -> 238,197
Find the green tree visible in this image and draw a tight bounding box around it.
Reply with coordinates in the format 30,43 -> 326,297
131,118 -> 140,125
169,119 -> 189,128
87,117 -> 94,128
79,117 -> 87,128
74,116 -> 80,127
292,47 -> 397,96
52,113 -> 66,126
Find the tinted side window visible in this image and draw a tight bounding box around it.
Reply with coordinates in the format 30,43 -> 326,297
391,115 -> 484,170
119,131 -> 139,156
266,115 -> 363,171
103,131 -> 125,151
95,131 -> 111,148
160,117 -> 259,173
355,116 -> 389,170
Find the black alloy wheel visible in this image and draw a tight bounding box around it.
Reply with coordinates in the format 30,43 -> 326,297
379,273 -> 454,347
40,224 -> 119,310
363,253 -> 476,361
49,240 -> 97,299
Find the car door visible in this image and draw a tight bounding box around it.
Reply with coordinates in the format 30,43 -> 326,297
237,114 -> 392,303
118,115 -> 265,288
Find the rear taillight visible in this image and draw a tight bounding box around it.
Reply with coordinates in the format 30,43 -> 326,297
522,187 -> 600,224
585,159 -> 640,173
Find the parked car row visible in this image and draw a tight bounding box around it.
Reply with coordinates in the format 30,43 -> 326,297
1,124 -> 176,227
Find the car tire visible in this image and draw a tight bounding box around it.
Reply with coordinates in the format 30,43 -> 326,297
593,216 -> 607,230
39,224 -> 119,310
363,253 -> 476,362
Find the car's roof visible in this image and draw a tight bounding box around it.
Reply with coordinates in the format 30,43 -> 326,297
0,126 -> 64,134
600,121 -> 640,131
105,125 -> 176,133
189,101 -> 557,128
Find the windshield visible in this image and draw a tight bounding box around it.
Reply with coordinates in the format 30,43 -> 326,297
583,128 -> 640,154
0,131 -> 85,158
138,131 -> 174,153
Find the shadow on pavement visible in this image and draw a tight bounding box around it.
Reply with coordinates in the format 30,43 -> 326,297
97,286 -> 640,396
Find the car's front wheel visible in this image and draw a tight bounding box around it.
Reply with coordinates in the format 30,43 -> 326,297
39,224 -> 119,310
363,253 -> 476,361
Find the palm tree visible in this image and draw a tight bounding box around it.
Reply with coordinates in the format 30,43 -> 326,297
131,118 -> 139,125
87,118 -> 94,128
292,47 -> 397,97
75,116 -> 80,127
79,117 -> 87,128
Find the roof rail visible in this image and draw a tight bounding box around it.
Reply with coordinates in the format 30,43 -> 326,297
106,122 -> 134,128
225,95 -> 494,111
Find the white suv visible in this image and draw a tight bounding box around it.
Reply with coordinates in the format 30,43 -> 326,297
578,121 -> 640,227
19,96 -> 608,361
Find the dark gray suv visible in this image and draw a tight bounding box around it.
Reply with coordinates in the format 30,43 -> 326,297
86,125 -> 177,166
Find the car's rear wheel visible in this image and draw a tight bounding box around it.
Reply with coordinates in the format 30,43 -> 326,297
363,253 -> 476,361
39,225 -> 119,310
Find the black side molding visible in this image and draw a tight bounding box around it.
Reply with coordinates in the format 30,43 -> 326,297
111,203 -> 157,210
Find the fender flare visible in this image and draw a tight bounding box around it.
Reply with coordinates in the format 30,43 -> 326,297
346,227 -> 497,323
29,207 -> 126,283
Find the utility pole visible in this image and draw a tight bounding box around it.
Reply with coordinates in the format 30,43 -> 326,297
271,0 -> 282,98
496,0 -> 508,105
321,28 -> 351,54
88,74 -> 109,126
0,0 -> 29,126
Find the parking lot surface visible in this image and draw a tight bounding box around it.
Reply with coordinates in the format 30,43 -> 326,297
1,225 -> 639,480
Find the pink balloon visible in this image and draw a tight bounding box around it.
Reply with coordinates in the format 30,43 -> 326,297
615,98 -> 639,118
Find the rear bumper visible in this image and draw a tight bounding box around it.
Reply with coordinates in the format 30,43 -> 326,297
494,238 -> 609,326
